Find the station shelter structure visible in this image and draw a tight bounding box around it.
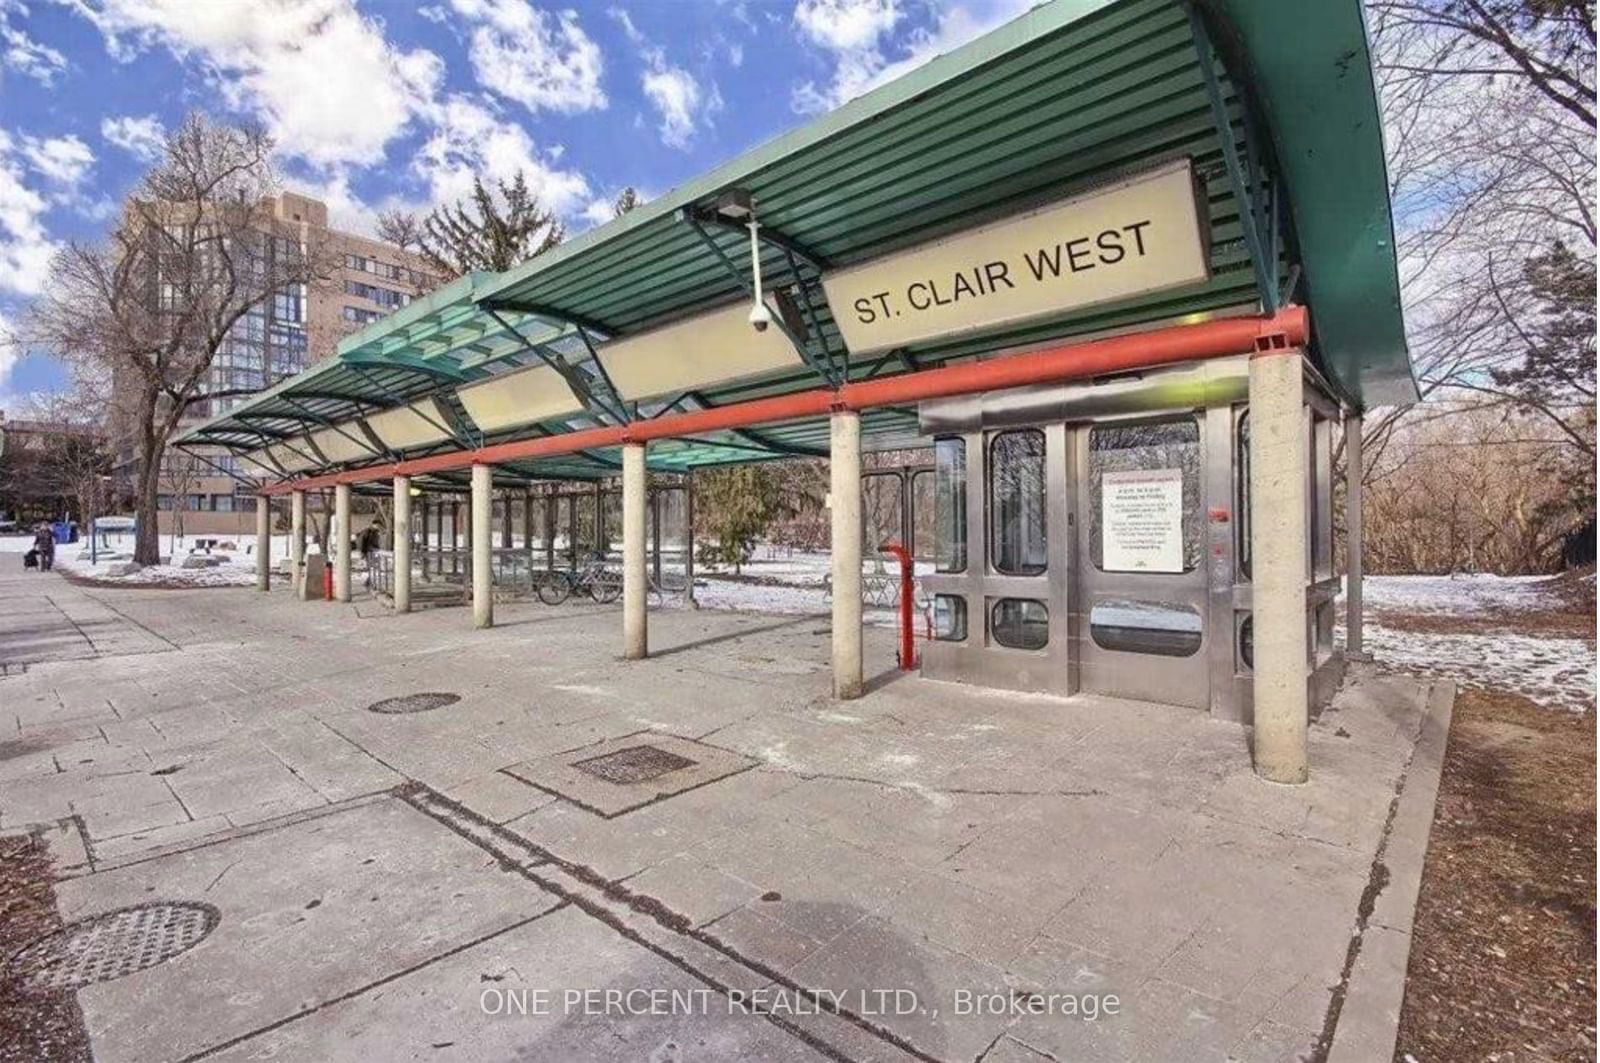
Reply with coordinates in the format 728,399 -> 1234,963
173,0 -> 1414,784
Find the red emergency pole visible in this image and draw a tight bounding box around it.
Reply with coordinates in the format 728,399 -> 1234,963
880,542 -> 917,671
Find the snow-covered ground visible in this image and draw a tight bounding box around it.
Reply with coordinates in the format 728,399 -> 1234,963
1,531 -> 305,588
6,529 -> 1590,710
1350,573 -> 1595,712
1359,573 -> 1571,616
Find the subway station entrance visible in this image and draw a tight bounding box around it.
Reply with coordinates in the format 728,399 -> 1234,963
174,0 -> 1412,782
918,354 -> 1343,722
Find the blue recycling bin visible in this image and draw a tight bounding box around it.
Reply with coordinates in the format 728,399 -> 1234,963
51,520 -> 77,544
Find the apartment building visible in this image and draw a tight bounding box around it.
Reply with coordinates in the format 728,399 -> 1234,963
144,192 -> 440,537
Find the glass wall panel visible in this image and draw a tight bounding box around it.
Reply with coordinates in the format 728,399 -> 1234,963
1089,599 -> 1202,657
935,437 -> 967,573
988,430 -> 1046,575
1088,418 -> 1201,573
991,598 -> 1048,650
933,595 -> 967,641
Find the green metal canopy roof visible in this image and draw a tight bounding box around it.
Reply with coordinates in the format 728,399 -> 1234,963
176,0 -> 1411,489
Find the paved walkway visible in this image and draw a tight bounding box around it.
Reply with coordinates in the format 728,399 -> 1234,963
0,570 -> 171,669
0,570 -> 1440,1062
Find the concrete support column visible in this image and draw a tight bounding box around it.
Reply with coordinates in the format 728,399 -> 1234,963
463,493 -> 473,588
566,495 -> 578,568
255,495 -> 271,591
471,464 -> 493,629
393,475 -> 412,614
1344,414 -> 1367,660
290,490 -> 306,599
830,409 -> 863,699
544,495 -> 556,572
622,443 -> 648,660
500,493 -> 513,548
1248,350 -> 1309,783
449,501 -> 460,577
333,483 -> 352,603
684,470 -> 697,608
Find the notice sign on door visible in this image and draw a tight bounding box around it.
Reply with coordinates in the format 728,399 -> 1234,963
1102,468 -> 1184,573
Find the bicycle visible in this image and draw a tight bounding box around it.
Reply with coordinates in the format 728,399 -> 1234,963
537,556 -> 623,605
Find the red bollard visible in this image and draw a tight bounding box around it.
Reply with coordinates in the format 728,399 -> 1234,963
880,542 -> 917,671
323,558 -> 334,602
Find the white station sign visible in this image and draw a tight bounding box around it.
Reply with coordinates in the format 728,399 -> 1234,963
1101,467 -> 1185,573
821,159 -> 1210,353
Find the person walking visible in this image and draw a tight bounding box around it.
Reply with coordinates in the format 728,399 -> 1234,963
33,522 -> 55,572
358,523 -> 381,588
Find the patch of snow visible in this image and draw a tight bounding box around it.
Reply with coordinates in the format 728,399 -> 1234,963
49,533 -> 319,588
552,684 -> 612,697
1361,573 -> 1565,616
1349,575 -> 1594,712
1363,623 -> 1595,712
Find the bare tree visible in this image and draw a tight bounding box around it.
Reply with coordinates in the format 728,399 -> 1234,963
1356,0 -> 1596,559
14,389 -> 115,532
28,114 -> 335,565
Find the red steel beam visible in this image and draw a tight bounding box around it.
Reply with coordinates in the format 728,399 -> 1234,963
262,307 -> 1307,495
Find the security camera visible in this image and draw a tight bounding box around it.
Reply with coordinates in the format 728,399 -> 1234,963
748,300 -> 772,333
746,215 -> 771,333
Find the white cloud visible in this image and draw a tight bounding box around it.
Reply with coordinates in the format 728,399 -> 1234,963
790,0 -> 901,113
791,0 -> 1034,113
642,65 -> 720,150
415,95 -> 591,216
72,0 -> 605,236
0,131 -> 59,297
794,0 -> 900,52
609,8 -> 720,149
0,0 -> 66,86
20,134 -> 94,190
76,0 -> 443,168
100,114 -> 167,162
0,306 -> 19,380
580,196 -> 617,226
448,0 -> 606,115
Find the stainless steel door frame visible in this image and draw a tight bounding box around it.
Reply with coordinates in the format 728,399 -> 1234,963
1072,412 -> 1213,709
920,423 -> 1075,696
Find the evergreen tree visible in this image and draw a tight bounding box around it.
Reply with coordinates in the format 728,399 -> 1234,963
612,186 -> 642,217
694,465 -> 788,574
377,171 -> 565,279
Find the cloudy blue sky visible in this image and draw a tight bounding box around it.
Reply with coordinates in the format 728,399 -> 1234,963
0,0 -> 1036,407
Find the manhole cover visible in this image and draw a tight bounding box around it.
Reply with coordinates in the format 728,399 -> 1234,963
366,692 -> 460,715
572,744 -> 697,785
9,902 -> 219,990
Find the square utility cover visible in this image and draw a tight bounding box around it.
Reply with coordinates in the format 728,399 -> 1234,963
506,732 -> 756,817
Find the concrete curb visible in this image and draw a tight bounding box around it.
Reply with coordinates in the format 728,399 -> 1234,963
1325,679 -> 1457,1063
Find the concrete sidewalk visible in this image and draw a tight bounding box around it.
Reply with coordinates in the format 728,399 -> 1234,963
0,570 -> 1441,1062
